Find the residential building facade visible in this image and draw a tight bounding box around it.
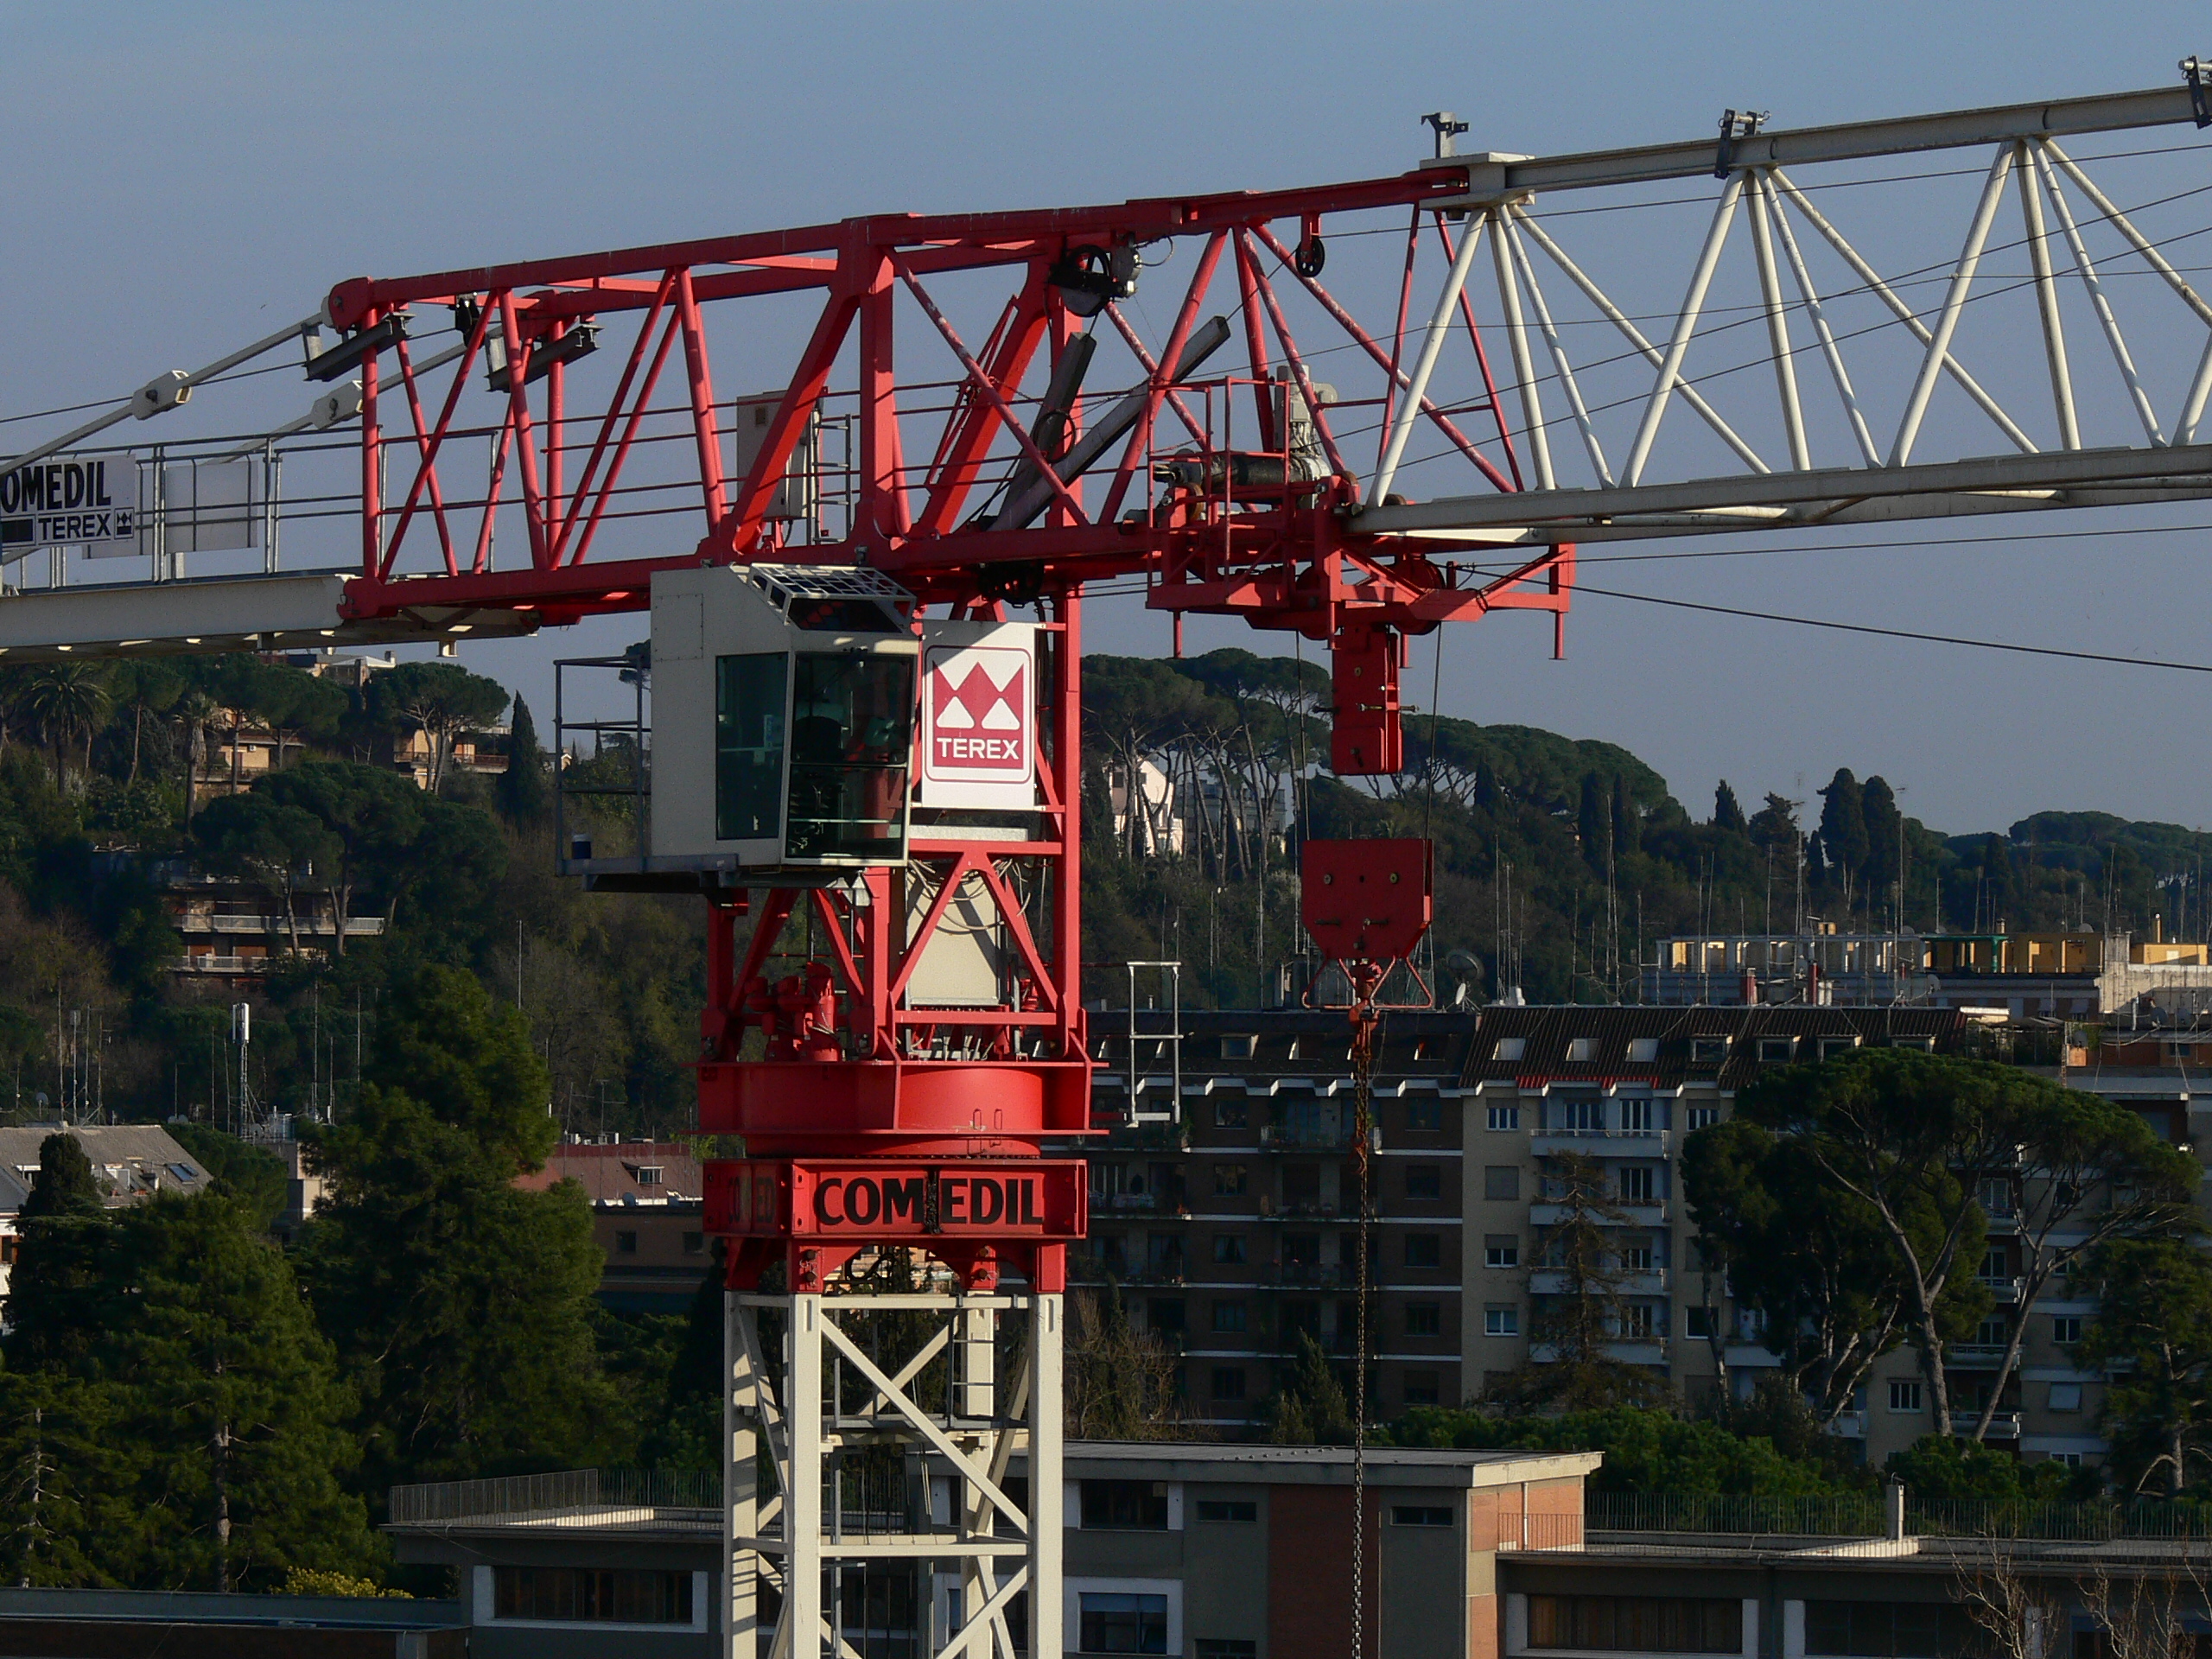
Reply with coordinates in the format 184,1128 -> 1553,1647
515,1139 -> 712,1311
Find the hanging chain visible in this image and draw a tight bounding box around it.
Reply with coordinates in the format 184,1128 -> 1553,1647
1350,1005 -> 1376,1659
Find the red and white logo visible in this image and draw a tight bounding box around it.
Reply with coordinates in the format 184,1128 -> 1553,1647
919,630 -> 1036,806
926,648 -> 1028,774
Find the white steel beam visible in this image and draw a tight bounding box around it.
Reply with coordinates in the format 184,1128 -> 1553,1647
1436,83 -> 2202,198
0,571 -> 539,660
1624,175 -> 1748,486
1890,147 -> 2015,467
1357,439 -> 2212,535
1370,216 -> 1485,505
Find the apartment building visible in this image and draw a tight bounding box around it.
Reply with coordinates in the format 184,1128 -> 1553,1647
1645,925 -> 2212,1016
1077,1009 -> 1479,1427
0,1123 -> 212,1296
1083,1000 -> 2176,1472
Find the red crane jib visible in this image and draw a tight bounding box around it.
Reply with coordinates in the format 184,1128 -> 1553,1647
304,167 -> 1568,1292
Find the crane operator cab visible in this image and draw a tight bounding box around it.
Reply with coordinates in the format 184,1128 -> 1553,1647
618,563 -> 919,881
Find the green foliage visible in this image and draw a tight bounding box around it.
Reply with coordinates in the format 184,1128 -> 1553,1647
297,966 -> 611,1495
1,1192 -> 374,1591
1882,1435 -> 2098,1503
165,1122 -> 289,1231
22,1133 -> 102,1218
1266,1329 -> 1354,1445
1382,1405 -> 1844,1497
2079,1238 -> 2212,1497
497,694 -> 549,825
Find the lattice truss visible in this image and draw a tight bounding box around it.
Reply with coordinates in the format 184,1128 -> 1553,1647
728,1290 -> 1062,1659
1366,110 -> 2212,543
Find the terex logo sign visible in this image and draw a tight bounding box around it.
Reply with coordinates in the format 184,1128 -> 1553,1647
918,625 -> 1037,809
930,652 -> 1027,772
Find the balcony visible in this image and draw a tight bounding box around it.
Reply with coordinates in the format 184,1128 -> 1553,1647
1827,1411 -> 1867,1439
1976,1275 -> 2024,1303
1532,1340 -> 1668,1365
1264,1262 -> 1351,1289
1261,1123 -> 1356,1151
1976,1412 -> 2023,1440
1260,1198 -> 1349,1221
1946,1344 -> 2009,1368
1091,1192 -> 1160,1213
177,913 -> 386,938
174,954 -> 270,975
1529,1268 -> 1668,1297
1530,1202 -> 1667,1228
1530,1130 -> 1672,1157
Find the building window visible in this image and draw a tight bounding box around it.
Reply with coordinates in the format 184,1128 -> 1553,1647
1402,1371 -> 1440,1406
1687,1107 -> 1720,1130
1403,1234 -> 1441,1268
1803,1601 -> 1946,1658
1406,1302 -> 1442,1337
1484,1305 -> 1519,1338
1618,1166 -> 1656,1205
633,1165 -> 664,1186
1406,1097 -> 1443,1132
1756,1038 -> 1794,1064
1390,1505 -> 1452,1527
2052,1452 -> 2084,1468
1627,1037 -> 1661,1062
614,1230 -> 639,1255
1211,1234 -> 1247,1265
1686,1307 -> 1713,1339
1485,1235 -> 1520,1269
1214,1164 -> 1248,1197
1210,1368 -> 1247,1403
1148,1299 -> 1185,1334
1079,1592 -> 1168,1655
1689,1037 -> 1727,1064
1975,1317 -> 2008,1347
1889,1380 -> 1923,1414
1194,1500 -> 1256,1523
1214,1098 -> 1248,1129
1080,1481 -> 1170,1530
1221,1034 -> 1256,1060
1818,1036 -> 1859,1059
2050,1382 -> 2083,1413
1484,1166 -> 1520,1201
1620,1305 -> 1656,1341
1494,1036 -> 1526,1061
682,1231 -> 705,1255
1528,1595 -> 1741,1654
1196,1643 -> 1255,1659
1619,1098 -> 1656,1136
2053,1315 -> 2083,1346
1211,1300 -> 1247,1334
1566,1037 -> 1599,1062
1404,1165 -> 1442,1200
493,1567 -> 694,1624
1558,1097 -> 1602,1134
1486,1104 -> 1520,1132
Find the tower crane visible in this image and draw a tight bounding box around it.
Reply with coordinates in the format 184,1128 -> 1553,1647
9,65 -> 2212,1659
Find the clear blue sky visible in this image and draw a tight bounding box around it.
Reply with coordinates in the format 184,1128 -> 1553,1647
6,1 -> 2212,837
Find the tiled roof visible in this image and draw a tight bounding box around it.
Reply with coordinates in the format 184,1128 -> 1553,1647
0,1123 -> 213,1216
517,1141 -> 703,1205
1458,1004 -> 1967,1090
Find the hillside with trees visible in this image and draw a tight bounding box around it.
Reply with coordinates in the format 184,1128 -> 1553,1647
1081,647 -> 2212,1007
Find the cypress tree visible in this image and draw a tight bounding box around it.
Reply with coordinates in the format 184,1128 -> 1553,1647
1817,770 -> 1869,906
1713,781 -> 1749,836
107,1196 -> 373,1591
1611,775 -> 1638,860
296,966 -> 613,1495
496,694 -> 550,825
1860,776 -> 1903,917
1578,773 -> 1607,868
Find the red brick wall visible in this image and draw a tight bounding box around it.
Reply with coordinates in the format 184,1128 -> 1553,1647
1268,1485 -> 1381,1659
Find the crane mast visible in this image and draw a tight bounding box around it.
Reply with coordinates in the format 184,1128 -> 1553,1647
9,67 -> 2212,1659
